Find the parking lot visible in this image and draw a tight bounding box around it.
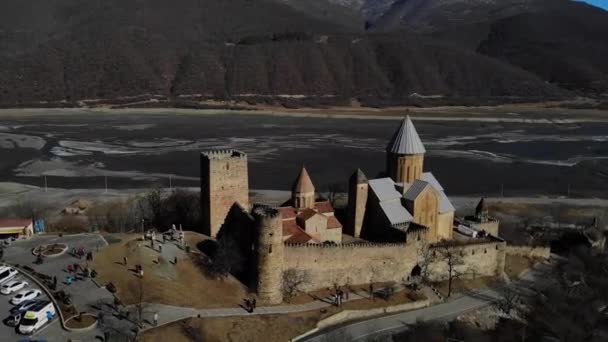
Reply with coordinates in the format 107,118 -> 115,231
0,267 -> 55,340
0,233 -> 115,342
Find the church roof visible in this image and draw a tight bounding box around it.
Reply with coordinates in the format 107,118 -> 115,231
350,168 -> 368,184
379,200 -> 414,225
476,198 -> 487,214
386,116 -> 426,155
292,166 -> 315,193
403,180 -> 432,201
422,172 -> 454,213
368,178 -> 402,202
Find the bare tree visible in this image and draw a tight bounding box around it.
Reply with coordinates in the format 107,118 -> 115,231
416,240 -> 433,282
327,182 -> 345,207
432,245 -> 466,298
128,276 -> 146,327
282,269 -> 310,302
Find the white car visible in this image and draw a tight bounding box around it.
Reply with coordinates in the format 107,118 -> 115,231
10,289 -> 41,305
1,280 -> 29,295
0,267 -> 18,285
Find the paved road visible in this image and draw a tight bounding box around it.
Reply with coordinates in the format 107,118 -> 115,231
299,288 -> 501,342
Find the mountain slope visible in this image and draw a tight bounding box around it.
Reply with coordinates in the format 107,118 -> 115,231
0,0 -> 577,105
369,0 -> 608,94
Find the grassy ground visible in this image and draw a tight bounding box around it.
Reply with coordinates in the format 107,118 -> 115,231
142,288 -> 425,342
91,233 -> 247,308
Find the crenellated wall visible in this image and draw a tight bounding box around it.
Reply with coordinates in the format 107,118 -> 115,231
281,239 -> 506,292
283,242 -> 418,291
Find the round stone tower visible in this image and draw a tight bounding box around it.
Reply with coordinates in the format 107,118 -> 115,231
253,205 -> 284,304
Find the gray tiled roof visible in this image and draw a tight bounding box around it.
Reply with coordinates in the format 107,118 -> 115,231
422,172 -> 454,213
386,116 -> 426,155
421,172 -> 443,191
403,180 -> 430,201
380,200 -> 414,225
368,178 -> 401,202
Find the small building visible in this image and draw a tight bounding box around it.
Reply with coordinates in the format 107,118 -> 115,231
0,218 -> 34,239
277,166 -> 343,244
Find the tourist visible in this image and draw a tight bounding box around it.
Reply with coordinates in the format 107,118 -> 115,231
153,312 -> 158,326
174,256 -> 177,265
124,256 -> 128,266
67,264 -> 73,273
140,268 -> 144,278
158,245 -> 162,253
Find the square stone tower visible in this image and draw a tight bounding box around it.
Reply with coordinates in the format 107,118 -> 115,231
201,150 -> 249,237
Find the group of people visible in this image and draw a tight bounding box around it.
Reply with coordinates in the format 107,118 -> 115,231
71,246 -> 88,259
243,298 -> 257,313
332,287 -> 350,307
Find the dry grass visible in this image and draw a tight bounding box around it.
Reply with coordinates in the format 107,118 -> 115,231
142,312 -> 322,342
142,285 -> 426,342
433,276 -> 499,298
91,233 -> 247,308
504,254 -> 542,279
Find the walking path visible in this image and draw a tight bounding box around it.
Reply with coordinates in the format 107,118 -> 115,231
103,281 -> 424,337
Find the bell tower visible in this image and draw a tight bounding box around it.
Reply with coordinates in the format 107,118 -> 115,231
292,166 -> 315,210
386,116 -> 426,185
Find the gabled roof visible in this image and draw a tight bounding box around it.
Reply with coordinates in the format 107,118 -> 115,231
292,166 -> 315,193
422,172 -> 454,214
327,216 -> 343,229
386,116 -> 426,155
421,172 -> 443,191
368,178 -> 402,202
298,208 -> 320,221
314,201 -> 334,214
350,168 -> 368,185
379,200 -> 414,225
277,207 -> 297,220
403,180 -> 432,201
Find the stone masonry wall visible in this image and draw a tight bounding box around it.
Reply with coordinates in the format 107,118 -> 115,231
201,150 -> 249,237
283,243 -> 418,291
504,245 -> 551,259
426,241 -> 507,282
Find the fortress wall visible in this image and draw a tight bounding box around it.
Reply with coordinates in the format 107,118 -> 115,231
426,241 -> 507,282
504,245 -> 550,259
284,243 -> 418,291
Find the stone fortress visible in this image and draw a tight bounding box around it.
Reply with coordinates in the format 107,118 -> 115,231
201,116 -> 506,304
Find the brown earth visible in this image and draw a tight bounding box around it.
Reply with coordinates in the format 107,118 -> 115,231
90,233 -> 247,308
504,254 -> 543,280
65,313 -> 97,329
433,276 -> 499,298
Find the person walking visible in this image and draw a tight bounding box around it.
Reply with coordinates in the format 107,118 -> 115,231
98,311 -> 104,327
252,298 -> 257,310
123,256 -> 128,266
153,312 -> 158,326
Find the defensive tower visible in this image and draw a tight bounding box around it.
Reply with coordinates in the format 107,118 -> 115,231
201,150 -> 249,237
347,168 -> 368,238
252,204 -> 284,304
386,116 -> 426,185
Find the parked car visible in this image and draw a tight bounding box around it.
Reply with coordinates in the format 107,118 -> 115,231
0,267 -> 18,285
10,300 -> 37,314
10,289 -> 41,305
1,280 -> 29,295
